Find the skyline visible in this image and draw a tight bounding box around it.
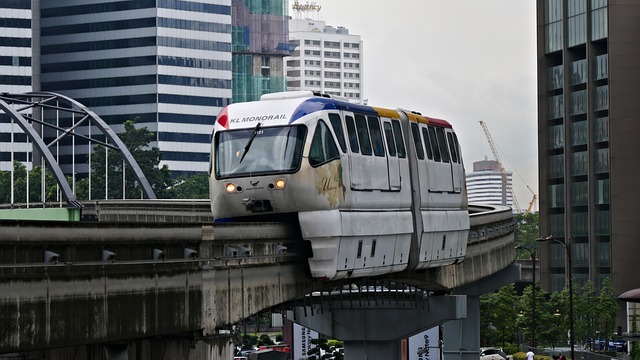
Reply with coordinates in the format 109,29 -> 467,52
313,0 -> 539,210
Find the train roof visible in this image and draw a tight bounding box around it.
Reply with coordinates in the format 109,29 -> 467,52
215,91 -> 452,129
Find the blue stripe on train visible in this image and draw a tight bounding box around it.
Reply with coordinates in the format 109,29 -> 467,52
289,97 -> 378,124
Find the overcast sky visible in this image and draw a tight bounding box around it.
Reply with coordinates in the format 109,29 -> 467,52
310,0 -> 539,210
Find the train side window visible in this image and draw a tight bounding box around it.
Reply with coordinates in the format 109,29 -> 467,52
447,132 -> 459,163
345,115 -> 360,153
427,126 -> 441,162
421,127 -> 434,160
436,127 -> 450,163
453,133 -> 462,163
410,123 -> 425,160
367,116 -> 385,157
328,113 -> 347,153
355,114 -> 373,156
391,120 -> 406,158
382,121 -> 397,156
309,120 -> 340,167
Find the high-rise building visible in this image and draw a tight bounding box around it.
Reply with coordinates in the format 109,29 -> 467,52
285,7 -> 363,103
232,0 -> 290,103
466,159 -> 513,208
0,0 -> 32,95
0,0 -> 33,172
536,0 -> 640,326
38,0 -> 232,176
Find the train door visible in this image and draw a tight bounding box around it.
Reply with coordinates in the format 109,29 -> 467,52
425,125 -> 454,192
343,111 -> 368,190
382,118 -> 401,190
342,111 -> 390,191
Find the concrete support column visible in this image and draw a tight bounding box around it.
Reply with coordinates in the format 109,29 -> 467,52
442,295 -> 481,360
293,295 -> 467,360
343,340 -> 400,359
198,335 -> 236,360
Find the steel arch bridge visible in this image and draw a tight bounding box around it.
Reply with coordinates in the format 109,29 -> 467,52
0,92 -> 156,207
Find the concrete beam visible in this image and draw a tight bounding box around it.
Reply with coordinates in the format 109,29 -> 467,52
292,295 -> 466,341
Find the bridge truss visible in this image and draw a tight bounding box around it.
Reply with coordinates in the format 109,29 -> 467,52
0,92 -> 156,207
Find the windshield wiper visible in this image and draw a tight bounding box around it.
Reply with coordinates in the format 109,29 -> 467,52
239,122 -> 261,164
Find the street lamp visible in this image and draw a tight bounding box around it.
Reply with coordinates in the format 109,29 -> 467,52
538,235 -> 574,360
516,245 -> 537,348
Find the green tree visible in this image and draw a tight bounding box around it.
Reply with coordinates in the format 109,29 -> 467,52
574,280 -> 598,346
169,173 -> 210,199
514,212 -> 539,256
597,277 -> 619,341
75,119 -> 173,199
481,283 -> 518,346
306,337 -> 343,360
516,283 -> 549,347
0,162 -> 60,204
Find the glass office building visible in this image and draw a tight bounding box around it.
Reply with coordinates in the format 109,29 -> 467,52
232,0 -> 289,102
39,0 -> 232,175
0,0 -> 33,172
537,0 -> 640,327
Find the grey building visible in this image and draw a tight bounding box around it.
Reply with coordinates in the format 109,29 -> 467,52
26,0 -> 232,176
0,0 -> 33,171
536,0 -> 640,327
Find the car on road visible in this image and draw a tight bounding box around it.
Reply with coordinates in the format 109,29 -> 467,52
480,348 -> 507,360
609,338 -> 627,352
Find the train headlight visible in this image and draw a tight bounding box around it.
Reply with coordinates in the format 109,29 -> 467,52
225,183 -> 236,193
275,179 -> 286,189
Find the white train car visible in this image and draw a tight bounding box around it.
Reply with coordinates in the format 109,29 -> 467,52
210,91 -> 469,279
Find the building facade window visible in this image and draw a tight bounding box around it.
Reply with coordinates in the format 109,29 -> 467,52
594,117 -> 609,142
595,85 -> 609,111
570,120 -> 587,146
570,59 -> 587,85
567,0 -> 586,47
595,210 -> 610,236
549,154 -> 565,179
595,243 -> 610,267
571,212 -> 589,237
549,125 -> 564,149
548,64 -> 563,90
570,181 -> 588,206
549,184 -> 565,208
594,54 -> 608,80
571,151 -> 588,176
569,90 -> 587,116
595,179 -> 610,205
548,94 -> 564,119
545,0 -> 563,53
591,0 -> 608,41
595,148 -> 609,174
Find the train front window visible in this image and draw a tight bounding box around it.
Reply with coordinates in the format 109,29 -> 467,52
215,125 -> 307,178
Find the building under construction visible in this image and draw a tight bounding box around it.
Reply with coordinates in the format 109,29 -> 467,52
232,0 -> 291,102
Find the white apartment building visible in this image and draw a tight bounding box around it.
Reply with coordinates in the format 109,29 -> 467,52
286,17 -> 363,102
466,159 -> 513,208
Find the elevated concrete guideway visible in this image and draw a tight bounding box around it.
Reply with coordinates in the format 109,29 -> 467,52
0,202 -> 517,359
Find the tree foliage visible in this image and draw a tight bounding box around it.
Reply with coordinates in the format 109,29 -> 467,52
168,173 -> 210,199
306,337 -> 344,360
74,119 -> 173,199
481,283 -> 518,346
0,162 -> 60,204
514,212 -> 539,258
481,279 -> 619,350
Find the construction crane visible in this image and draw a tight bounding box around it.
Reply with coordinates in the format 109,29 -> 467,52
479,121 -> 521,212
527,192 -> 537,214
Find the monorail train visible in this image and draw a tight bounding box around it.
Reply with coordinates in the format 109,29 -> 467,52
209,91 -> 469,280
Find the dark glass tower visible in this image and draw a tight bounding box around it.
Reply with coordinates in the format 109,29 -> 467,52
537,0 -> 640,327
